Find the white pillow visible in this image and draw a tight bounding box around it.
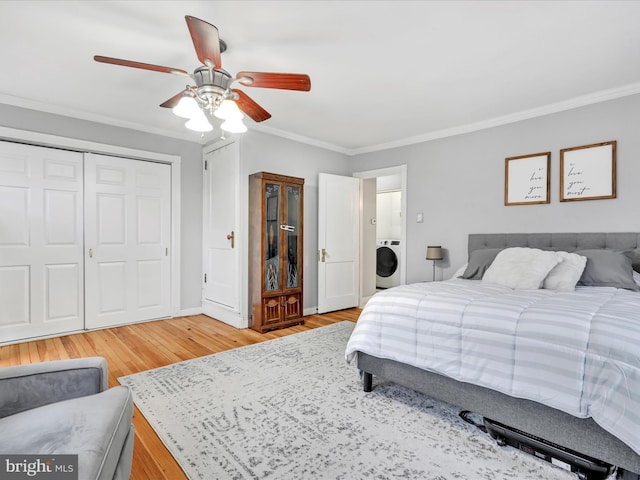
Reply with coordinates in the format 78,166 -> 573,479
451,263 -> 468,279
543,251 -> 587,292
482,247 -> 561,290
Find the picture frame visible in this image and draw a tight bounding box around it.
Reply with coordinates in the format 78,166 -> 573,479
560,141 -> 616,202
504,152 -> 550,206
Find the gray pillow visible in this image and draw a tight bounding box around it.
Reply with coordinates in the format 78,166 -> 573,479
460,248 -> 503,280
576,249 -> 640,291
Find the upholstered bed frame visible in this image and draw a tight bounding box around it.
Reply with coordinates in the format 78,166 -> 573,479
359,232 -> 640,476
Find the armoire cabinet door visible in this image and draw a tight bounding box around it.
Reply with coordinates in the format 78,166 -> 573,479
249,172 -> 304,332
264,182 -> 281,292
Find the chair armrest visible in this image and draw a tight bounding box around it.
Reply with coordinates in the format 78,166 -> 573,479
0,357 -> 108,418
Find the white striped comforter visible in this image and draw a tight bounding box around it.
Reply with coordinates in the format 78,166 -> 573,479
345,278 -> 640,455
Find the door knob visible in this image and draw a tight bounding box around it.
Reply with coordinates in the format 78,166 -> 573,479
227,231 -> 235,248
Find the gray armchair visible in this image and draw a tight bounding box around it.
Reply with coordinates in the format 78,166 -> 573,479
0,357 -> 134,480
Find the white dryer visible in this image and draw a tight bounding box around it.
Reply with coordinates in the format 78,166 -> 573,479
376,240 -> 401,288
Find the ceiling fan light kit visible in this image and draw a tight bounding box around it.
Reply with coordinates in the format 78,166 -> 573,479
94,15 -> 311,135
185,112 -> 214,133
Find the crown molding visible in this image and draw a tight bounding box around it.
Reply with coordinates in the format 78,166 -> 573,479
2,81 -> 640,156
347,82 -> 640,156
0,93 -> 207,144
249,123 -> 351,155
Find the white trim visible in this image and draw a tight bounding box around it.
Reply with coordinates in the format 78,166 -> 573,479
347,82 -> 640,156
178,307 -> 204,317
304,307 -> 317,316
250,123 -> 351,155
0,93 -> 206,144
0,126 -> 182,321
202,300 -> 245,329
3,82 -> 640,157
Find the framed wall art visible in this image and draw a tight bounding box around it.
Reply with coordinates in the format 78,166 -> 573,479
560,141 -> 616,202
504,152 -> 550,206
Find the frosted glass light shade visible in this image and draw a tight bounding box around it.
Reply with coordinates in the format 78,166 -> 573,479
214,99 -> 244,120
221,118 -> 247,133
185,112 -> 213,132
172,95 -> 200,119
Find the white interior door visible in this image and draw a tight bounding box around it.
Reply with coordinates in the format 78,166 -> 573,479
202,142 -> 241,321
317,173 -> 360,313
84,153 -> 171,329
0,141 -> 84,343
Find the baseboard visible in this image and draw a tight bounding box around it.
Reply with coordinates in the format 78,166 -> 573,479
178,307 -> 204,317
202,300 -> 248,329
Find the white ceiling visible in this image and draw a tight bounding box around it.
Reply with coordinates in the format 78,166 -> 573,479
2,1 -> 640,155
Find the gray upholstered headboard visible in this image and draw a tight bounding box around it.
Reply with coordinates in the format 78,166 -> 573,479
468,232 -> 640,273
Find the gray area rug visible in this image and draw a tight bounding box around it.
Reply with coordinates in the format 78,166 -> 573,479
119,321 -> 579,479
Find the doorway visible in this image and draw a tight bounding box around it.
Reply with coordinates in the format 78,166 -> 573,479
353,165 -> 407,306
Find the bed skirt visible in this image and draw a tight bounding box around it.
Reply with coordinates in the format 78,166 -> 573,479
358,352 -> 640,476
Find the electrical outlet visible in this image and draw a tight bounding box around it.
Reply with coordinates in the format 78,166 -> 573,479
416,212 -> 424,223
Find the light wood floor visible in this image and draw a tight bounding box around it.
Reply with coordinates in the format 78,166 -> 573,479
0,308 -> 361,480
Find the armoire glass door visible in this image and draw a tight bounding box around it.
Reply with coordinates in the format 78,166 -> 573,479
264,183 -> 280,292
285,185 -> 301,289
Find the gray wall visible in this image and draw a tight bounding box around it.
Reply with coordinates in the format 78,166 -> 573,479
237,131 -> 350,311
0,104 -> 204,310
347,94 -> 640,283
4,91 -> 639,315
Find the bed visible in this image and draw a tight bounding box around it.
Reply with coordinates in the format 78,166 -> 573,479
345,232 -> 640,477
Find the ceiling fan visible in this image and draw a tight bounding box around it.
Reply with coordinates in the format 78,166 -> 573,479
94,15 -> 311,133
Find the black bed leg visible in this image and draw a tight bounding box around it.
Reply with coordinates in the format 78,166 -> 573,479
363,371 -> 373,392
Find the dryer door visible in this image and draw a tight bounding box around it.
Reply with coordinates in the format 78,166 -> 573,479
376,246 -> 398,278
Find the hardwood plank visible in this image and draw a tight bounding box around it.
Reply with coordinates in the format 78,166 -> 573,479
0,308 -> 361,479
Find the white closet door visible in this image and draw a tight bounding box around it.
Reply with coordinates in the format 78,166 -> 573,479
84,153 -> 171,329
0,141 -> 84,343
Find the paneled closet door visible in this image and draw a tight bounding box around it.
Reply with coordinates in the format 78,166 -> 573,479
0,141 -> 84,343
84,154 -> 171,329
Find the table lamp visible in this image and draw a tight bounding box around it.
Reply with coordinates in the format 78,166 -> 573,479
426,246 -> 443,281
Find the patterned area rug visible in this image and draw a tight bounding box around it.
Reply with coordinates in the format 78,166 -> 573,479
119,321 -> 579,480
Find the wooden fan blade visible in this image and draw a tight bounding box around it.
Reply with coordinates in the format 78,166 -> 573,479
236,72 -> 311,91
160,91 -> 186,108
185,15 -> 222,68
94,55 -> 190,77
233,89 -> 271,122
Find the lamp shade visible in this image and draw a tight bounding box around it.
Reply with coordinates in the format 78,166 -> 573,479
426,246 -> 443,260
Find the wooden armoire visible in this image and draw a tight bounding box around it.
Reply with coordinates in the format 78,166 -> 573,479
248,172 -> 304,332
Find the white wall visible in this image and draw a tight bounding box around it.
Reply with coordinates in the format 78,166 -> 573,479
347,93 -> 640,283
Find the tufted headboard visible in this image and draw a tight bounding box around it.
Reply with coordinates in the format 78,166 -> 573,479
468,232 -> 640,273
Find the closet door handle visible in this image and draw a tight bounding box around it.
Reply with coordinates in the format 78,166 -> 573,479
227,231 -> 235,248
89,248 -> 93,258
321,248 -> 326,262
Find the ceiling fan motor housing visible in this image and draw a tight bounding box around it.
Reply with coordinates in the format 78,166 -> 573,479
194,66 -> 233,110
